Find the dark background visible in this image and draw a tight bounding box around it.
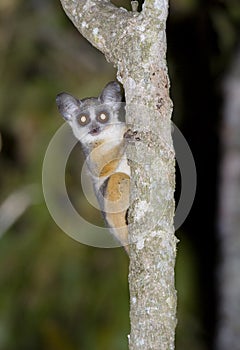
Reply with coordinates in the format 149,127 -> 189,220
0,0 -> 240,349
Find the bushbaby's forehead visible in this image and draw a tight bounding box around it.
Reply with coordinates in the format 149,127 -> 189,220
80,97 -> 100,108
79,97 -> 116,116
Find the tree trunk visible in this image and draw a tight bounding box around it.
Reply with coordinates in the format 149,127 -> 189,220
59,1 -> 177,349
216,48 -> 240,350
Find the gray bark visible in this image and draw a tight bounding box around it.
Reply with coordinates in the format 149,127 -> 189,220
216,48 -> 240,350
59,1 -> 177,349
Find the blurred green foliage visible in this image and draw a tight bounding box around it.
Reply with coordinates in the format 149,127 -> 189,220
0,0 -> 240,349
0,1 -> 128,349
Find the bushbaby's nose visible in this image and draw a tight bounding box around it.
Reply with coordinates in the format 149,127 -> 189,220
89,125 -> 100,135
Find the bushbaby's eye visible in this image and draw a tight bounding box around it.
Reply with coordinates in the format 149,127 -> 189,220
97,112 -> 109,123
77,114 -> 90,126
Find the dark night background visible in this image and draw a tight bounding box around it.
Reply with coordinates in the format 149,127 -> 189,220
0,0 -> 240,349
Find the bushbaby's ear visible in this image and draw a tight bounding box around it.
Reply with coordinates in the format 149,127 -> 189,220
56,93 -> 81,121
99,81 -> 122,103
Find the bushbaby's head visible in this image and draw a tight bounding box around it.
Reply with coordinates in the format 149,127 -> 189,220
56,81 -> 123,143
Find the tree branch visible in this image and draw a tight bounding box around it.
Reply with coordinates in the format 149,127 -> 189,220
143,0 -> 169,18
59,1 -> 177,349
59,0 -> 132,63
